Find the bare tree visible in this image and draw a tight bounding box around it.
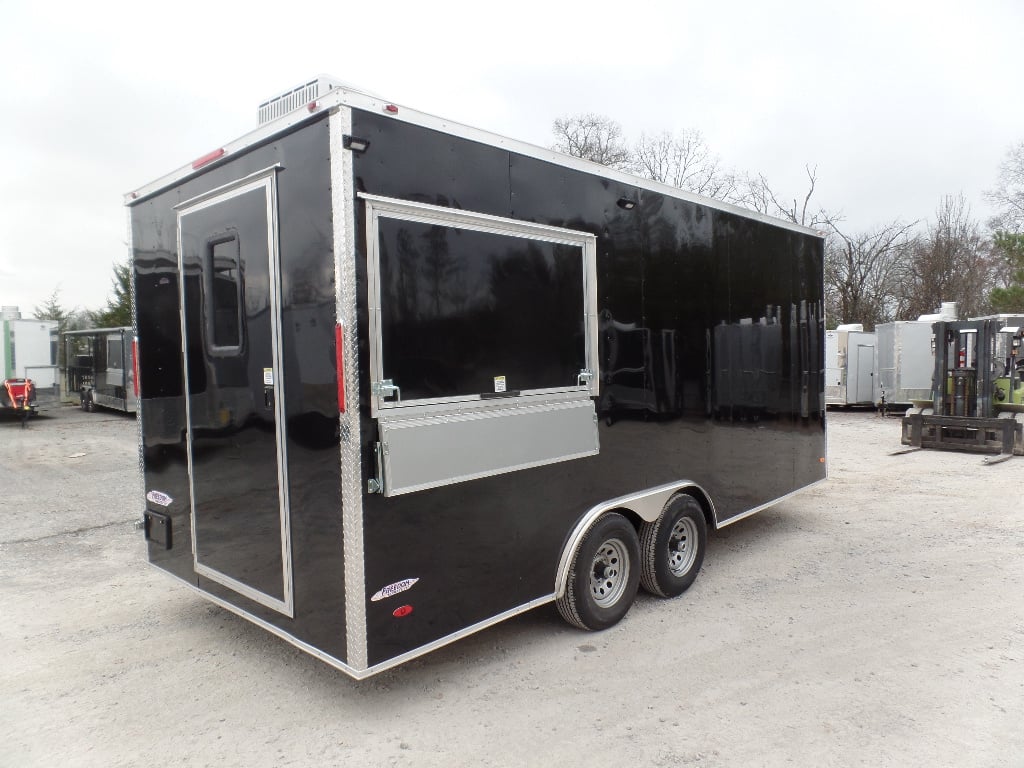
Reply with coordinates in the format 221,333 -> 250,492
823,218 -> 918,329
735,166 -> 828,228
985,141 -> 1024,232
902,194 -> 996,319
633,129 -> 736,199
551,114 -> 633,171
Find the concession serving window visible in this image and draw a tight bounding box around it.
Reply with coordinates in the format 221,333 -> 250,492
362,194 -> 600,496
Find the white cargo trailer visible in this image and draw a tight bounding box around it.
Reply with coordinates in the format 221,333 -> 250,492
825,324 -> 876,407
2,318 -> 57,386
874,321 -> 935,410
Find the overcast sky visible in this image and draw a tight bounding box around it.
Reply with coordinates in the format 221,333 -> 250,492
2,0 -> 1021,316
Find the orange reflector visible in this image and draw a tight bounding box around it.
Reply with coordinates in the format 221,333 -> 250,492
335,323 -> 346,413
191,148 -> 225,169
819,457 -> 826,463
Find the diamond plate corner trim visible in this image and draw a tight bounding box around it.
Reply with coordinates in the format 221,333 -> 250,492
330,107 -> 368,671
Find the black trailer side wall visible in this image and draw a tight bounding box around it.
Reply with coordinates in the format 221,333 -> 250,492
347,110 -> 825,666
133,117 -> 349,661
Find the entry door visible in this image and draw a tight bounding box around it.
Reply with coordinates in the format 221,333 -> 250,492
855,344 -> 875,404
176,168 -> 293,617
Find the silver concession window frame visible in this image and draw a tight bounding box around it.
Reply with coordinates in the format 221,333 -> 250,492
361,193 -> 601,496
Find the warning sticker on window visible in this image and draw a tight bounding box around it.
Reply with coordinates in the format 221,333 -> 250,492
263,368 -> 273,386
494,375 -> 506,393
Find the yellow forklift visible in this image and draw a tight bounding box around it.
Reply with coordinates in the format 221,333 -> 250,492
902,316 -> 1024,461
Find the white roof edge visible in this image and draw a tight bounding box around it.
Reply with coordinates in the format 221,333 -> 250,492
125,80 -> 823,238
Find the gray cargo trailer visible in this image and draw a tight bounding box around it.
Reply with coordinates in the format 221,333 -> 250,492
874,321 -> 935,409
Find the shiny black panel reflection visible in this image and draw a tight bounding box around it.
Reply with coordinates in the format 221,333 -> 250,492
180,187 -> 285,602
377,218 -> 585,400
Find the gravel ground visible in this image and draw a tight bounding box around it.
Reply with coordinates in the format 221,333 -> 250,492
1,406 -> 1022,767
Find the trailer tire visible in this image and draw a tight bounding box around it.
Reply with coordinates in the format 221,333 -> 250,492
639,495 -> 707,598
83,391 -> 95,412
556,512 -> 640,631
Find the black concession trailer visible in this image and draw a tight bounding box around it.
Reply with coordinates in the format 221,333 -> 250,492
128,76 -> 827,679
62,327 -> 139,413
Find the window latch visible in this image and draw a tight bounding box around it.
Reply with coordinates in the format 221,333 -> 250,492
372,379 -> 401,403
577,369 -> 595,388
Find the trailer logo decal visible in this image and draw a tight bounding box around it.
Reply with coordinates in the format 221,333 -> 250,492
146,490 -> 173,507
371,578 -> 419,602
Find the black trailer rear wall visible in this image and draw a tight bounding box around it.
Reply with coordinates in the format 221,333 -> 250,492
128,77 -> 826,678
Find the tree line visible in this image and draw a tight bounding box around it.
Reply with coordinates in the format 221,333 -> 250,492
552,114 -> 1024,329
34,260 -> 132,335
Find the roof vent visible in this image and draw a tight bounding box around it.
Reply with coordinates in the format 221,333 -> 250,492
257,76 -> 343,125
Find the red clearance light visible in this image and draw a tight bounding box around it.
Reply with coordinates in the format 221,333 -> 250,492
393,605 -> 413,618
191,148 -> 225,169
383,104 -> 399,114
307,100 -> 320,113
335,323 -> 346,413
132,338 -> 140,398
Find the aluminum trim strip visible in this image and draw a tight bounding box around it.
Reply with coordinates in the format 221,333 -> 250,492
715,476 -> 829,528
359,595 -> 556,678
61,326 -> 135,336
149,560 -> 554,680
370,388 -> 592,416
149,563 -> 362,677
265,172 -> 296,617
330,108 -> 369,671
126,86 -> 821,239
357,193 -> 596,242
195,563 -> 292,615
173,164 -> 284,212
126,206 -> 146,510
